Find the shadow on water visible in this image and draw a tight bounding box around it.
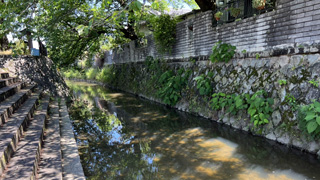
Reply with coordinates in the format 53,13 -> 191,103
67,81 -> 320,180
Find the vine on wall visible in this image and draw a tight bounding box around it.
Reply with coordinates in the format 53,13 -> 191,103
157,68 -> 191,106
151,14 -> 177,54
210,91 -> 274,128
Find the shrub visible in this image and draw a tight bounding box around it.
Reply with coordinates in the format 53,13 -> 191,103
62,69 -> 84,79
194,72 -> 214,96
210,93 -> 247,115
157,68 -> 191,106
152,14 -> 177,54
86,68 -> 99,80
96,66 -> 115,83
245,90 -> 274,127
12,40 -> 28,56
298,101 -> 320,139
210,90 -> 273,127
210,41 -> 236,63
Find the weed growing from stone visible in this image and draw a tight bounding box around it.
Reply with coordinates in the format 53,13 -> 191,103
210,41 -> 236,63
210,90 -> 274,127
308,79 -> 319,88
298,100 -> 320,139
278,79 -> 287,86
193,72 -> 214,96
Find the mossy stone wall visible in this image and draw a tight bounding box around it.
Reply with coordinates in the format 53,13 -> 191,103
104,54 -> 320,155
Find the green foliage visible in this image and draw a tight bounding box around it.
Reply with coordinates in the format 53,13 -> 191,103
278,79 -> 287,86
151,14 -> 177,54
62,68 -> 84,79
214,11 -> 223,19
298,101 -> 320,139
210,90 -> 274,127
210,92 -> 228,110
144,56 -> 156,69
229,7 -> 241,18
61,65 -> 117,85
241,49 -> 247,54
12,40 -> 28,56
255,53 -> 260,59
193,72 -> 214,96
78,59 -> 92,69
210,93 -> 247,115
233,94 -> 248,112
245,91 -> 274,127
85,68 -> 99,80
157,68 -> 191,106
252,0 -> 268,9
308,79 -> 319,88
96,66 -> 115,83
284,94 -> 297,111
1,0 -> 198,66
210,41 -> 236,63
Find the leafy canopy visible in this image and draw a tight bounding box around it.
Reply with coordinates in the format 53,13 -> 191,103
0,0 -> 199,66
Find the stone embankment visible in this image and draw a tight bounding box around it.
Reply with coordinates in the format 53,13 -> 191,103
0,55 -> 69,96
85,51 -> 320,157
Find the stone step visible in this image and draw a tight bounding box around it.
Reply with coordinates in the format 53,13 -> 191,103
60,98 -> 85,180
0,82 -> 26,103
0,91 -> 41,177
0,77 -> 19,89
38,99 -> 63,180
0,85 -> 37,126
1,95 -> 50,180
0,73 -> 9,79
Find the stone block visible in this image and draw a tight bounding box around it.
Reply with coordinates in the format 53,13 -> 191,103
271,110 -> 282,127
307,141 -> 320,153
307,54 -> 320,65
277,132 -> 292,145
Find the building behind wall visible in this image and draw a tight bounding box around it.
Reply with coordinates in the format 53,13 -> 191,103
105,0 -> 320,64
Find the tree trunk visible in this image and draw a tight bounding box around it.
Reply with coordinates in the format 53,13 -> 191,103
26,30 -> 33,53
195,0 -> 215,12
115,0 -> 139,41
119,23 -> 139,40
0,35 -> 9,51
38,38 -> 47,56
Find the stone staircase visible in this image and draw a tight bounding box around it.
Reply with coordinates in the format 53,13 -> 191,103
0,72 -> 85,180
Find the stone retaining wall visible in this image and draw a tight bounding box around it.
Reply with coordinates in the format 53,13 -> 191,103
0,55 -> 69,96
91,0 -> 320,156
101,53 -> 320,156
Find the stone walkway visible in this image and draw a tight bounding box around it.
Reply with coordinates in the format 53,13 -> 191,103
0,72 -> 85,179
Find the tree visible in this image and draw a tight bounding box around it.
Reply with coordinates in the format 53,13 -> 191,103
36,0 -> 200,66
0,0 -> 38,52
0,0 -> 212,66
0,0 -> 9,51
194,0 -> 215,12
0,34 -> 9,51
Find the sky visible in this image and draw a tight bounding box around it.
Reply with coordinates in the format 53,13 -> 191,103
7,33 -> 39,49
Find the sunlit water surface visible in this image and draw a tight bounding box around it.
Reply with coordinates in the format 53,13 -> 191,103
67,81 -> 320,180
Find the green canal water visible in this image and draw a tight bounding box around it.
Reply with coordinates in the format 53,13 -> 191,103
67,81 -> 320,180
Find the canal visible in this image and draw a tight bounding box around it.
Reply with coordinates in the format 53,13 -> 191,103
67,81 -> 320,180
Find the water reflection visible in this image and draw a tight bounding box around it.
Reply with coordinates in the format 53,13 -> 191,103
67,81 -> 320,180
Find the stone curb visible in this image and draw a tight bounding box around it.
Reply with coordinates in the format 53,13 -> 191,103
59,98 -> 85,180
